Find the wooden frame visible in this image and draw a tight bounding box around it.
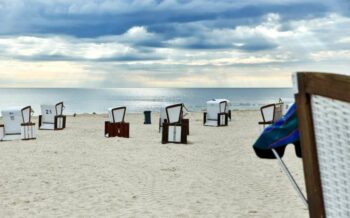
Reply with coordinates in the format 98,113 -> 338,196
110,106 -> 126,123
227,110 -> 231,121
55,102 -> 64,115
182,118 -> 189,135
21,122 -> 36,140
105,121 -> 129,138
217,112 -> 228,126
165,103 -> 183,124
21,106 -> 32,123
0,124 -> 4,140
258,103 -> 275,126
295,72 -> 350,218
161,123 -> 187,144
219,100 -> 227,113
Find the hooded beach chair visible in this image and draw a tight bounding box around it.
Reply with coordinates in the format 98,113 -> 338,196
159,104 -> 190,135
105,106 -> 129,138
0,106 -> 36,141
39,102 -> 66,130
161,103 -> 188,144
258,100 -> 284,129
294,72 -> 350,218
203,99 -> 229,126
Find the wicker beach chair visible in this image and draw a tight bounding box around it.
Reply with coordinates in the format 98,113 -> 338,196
258,100 -> 284,129
105,106 -> 129,138
204,99 -> 229,126
0,106 -> 36,141
161,103 -> 188,144
39,102 -> 66,130
159,104 -> 190,135
294,72 -> 350,218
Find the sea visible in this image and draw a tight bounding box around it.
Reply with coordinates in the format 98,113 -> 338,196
0,88 -> 294,115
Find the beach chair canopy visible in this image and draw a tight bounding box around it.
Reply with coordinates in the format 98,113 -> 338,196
294,72 -> 350,218
165,103 -> 183,124
253,103 -> 301,159
108,107 -> 126,123
1,106 -> 32,135
206,99 -> 229,120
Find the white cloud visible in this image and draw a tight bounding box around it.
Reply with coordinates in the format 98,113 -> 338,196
0,5 -> 350,87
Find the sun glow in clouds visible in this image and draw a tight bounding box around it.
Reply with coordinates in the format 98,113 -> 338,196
0,0 -> 349,87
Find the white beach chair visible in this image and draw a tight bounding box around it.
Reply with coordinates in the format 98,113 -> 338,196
294,72 -> 350,218
0,106 -> 36,141
161,103 -> 188,144
39,102 -> 66,130
105,106 -> 129,138
203,99 -> 229,126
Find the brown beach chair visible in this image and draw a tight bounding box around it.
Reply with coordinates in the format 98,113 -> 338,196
105,106 -> 129,138
161,103 -> 188,144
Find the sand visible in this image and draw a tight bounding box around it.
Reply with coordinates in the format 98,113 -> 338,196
0,111 -> 308,217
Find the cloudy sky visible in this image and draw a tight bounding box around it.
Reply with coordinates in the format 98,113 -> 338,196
0,0 -> 349,87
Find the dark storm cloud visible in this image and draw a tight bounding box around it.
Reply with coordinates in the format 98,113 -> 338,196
0,0 -> 338,38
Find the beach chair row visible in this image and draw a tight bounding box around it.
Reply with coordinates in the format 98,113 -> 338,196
0,102 -> 66,141
0,99 -> 232,143
106,99 -> 232,144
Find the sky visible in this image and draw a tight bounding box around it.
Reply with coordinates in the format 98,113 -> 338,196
0,0 -> 349,87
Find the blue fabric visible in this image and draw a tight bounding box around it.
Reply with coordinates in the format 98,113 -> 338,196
253,104 -> 301,158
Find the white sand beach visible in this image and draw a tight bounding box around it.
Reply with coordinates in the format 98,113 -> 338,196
0,111 -> 308,217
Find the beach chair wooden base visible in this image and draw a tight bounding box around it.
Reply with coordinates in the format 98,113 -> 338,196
39,115 -> 66,130
161,123 -> 187,144
21,123 -> 36,140
0,123 -> 36,141
182,119 -> 189,135
203,112 -> 228,126
105,121 -> 129,138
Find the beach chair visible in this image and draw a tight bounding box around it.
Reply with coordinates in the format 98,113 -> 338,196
258,100 -> 284,129
39,102 -> 66,130
105,106 -> 129,138
203,99 -> 229,126
159,104 -> 190,135
294,72 -> 350,218
161,103 -> 188,144
0,106 -> 36,141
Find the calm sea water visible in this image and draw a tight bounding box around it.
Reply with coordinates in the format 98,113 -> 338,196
0,88 -> 294,115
